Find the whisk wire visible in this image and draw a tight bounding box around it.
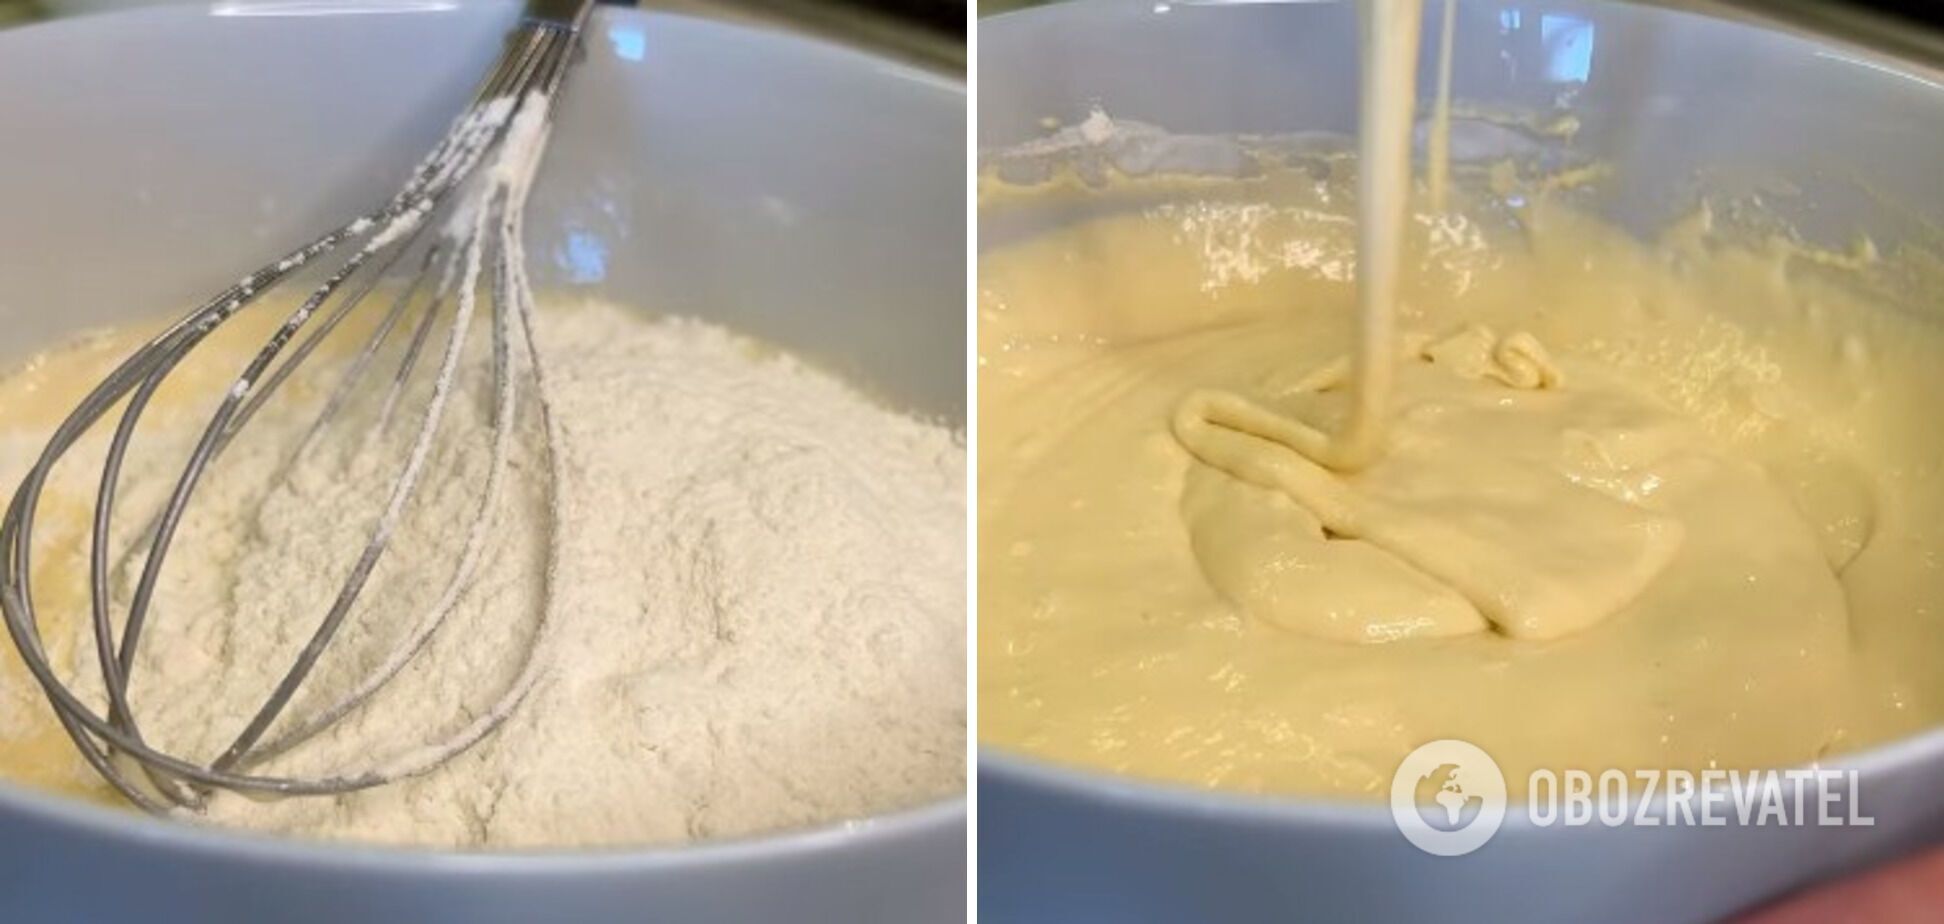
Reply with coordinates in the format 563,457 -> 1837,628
0,0 -> 590,810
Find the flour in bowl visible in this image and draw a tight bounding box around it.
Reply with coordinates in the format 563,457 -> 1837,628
0,298 -> 966,848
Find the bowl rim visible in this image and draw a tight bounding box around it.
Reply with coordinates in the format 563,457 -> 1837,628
980,723 -> 1944,833
0,0 -> 967,868
0,775 -> 966,871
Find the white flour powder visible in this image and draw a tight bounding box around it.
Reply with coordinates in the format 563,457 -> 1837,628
2,299 -> 965,848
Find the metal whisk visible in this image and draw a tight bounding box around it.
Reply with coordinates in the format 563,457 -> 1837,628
0,0 -> 592,813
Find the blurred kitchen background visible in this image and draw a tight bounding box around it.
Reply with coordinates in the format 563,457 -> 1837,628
0,0 -> 964,73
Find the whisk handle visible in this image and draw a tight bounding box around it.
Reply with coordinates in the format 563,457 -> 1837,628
523,0 -> 594,31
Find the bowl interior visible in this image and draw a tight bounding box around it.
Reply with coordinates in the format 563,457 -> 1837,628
0,0 -> 966,421
977,2 -> 1944,920
0,5 -> 965,919
980,0 -> 1944,254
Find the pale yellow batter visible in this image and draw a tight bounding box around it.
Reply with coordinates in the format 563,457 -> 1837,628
978,169 -> 1944,797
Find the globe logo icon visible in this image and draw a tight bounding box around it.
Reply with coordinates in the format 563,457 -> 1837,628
1416,761 -> 1485,831
1390,739 -> 1508,856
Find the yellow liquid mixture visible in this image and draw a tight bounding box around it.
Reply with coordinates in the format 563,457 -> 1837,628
977,173 -> 1944,797
0,312 -> 308,804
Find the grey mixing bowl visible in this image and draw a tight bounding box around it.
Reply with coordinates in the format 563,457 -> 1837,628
978,1 -> 1944,922
0,3 -> 964,921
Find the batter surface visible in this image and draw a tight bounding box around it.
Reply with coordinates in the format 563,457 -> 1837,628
978,170 -> 1944,797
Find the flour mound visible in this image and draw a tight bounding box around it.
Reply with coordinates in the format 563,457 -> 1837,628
19,299 -> 963,849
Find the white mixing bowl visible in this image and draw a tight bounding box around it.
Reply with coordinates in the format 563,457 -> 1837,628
978,1 -> 1944,921
0,3 -> 965,921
